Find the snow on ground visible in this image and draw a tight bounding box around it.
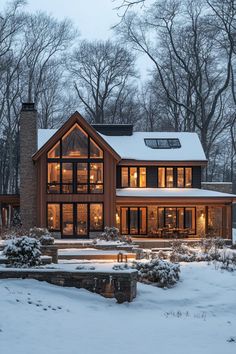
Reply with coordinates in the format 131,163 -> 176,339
58,248 -> 131,256
0,262 -> 236,354
233,229 -> 236,244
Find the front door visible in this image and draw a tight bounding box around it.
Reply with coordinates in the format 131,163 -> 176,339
62,203 -> 88,238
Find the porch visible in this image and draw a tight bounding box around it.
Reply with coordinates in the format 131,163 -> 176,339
116,188 -> 236,241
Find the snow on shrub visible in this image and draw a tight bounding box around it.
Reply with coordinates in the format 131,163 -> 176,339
29,227 -> 54,245
133,259 -> 180,287
29,227 -> 50,238
169,241 -> 211,263
101,226 -> 120,241
39,235 -> 54,245
96,226 -> 132,244
3,236 -> 41,268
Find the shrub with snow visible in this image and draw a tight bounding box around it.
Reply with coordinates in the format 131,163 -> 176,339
39,235 -> 54,245
101,226 -> 120,241
29,227 -> 54,245
3,236 -> 41,268
29,227 -> 50,239
133,259 -> 180,287
169,241 -> 210,263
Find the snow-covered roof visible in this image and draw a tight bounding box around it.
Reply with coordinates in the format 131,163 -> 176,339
38,129 -> 57,150
38,129 -> 207,162
100,132 -> 207,161
116,188 -> 236,199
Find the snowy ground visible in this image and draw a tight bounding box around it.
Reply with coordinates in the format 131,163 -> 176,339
0,262 -> 236,354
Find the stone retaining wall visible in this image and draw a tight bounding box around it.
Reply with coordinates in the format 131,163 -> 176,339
0,269 -> 138,303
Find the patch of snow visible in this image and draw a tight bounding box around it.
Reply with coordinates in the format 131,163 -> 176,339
38,129 -> 57,150
58,248 -> 131,256
0,262 -> 236,354
233,229 -> 236,245
116,187 -> 236,198
100,131 -> 207,161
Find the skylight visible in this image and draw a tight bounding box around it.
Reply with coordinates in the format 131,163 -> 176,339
144,138 -> 181,149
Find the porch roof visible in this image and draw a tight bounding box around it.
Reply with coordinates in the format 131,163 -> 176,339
116,188 -> 236,201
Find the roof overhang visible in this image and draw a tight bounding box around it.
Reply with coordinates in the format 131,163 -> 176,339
118,160 -> 208,166
32,112 -> 121,162
116,188 -> 236,204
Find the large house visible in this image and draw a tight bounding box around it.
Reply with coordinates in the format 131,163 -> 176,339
0,103 -> 235,241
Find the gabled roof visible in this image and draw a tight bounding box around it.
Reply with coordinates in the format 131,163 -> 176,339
33,112 -> 121,161
99,132 -> 207,162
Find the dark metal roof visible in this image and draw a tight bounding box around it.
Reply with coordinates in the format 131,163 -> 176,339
92,124 -> 133,136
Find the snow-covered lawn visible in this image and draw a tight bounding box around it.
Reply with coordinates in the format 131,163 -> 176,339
0,262 -> 236,354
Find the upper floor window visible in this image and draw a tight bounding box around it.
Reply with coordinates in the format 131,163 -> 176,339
47,123 -> 103,160
47,123 -> 103,194
121,167 -> 146,188
158,167 -> 192,188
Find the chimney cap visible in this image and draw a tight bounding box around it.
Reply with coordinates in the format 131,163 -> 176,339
21,102 -> 36,111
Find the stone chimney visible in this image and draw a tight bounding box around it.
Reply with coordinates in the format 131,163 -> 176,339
20,103 -> 38,229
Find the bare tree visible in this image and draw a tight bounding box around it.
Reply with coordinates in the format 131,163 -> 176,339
116,0 -> 236,179
67,40 -> 137,123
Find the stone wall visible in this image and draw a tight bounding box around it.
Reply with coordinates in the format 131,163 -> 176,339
0,269 -> 138,303
20,103 -> 38,229
201,182 -> 233,194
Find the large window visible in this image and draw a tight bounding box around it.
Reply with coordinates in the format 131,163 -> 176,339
119,206 -> 196,235
47,124 -> 103,194
47,203 -> 103,237
121,167 -> 146,188
120,207 -> 147,235
158,167 -> 193,188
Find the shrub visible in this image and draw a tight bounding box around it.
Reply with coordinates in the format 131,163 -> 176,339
101,226 -> 120,241
39,235 -> 54,245
169,241 -> 209,262
3,236 -> 41,268
133,259 -> 180,287
29,227 -> 50,239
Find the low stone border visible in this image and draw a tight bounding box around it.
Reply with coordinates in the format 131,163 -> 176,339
0,269 -> 138,303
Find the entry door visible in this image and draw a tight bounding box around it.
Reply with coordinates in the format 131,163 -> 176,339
62,203 -> 88,238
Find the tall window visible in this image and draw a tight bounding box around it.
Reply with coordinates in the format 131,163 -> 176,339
139,168 -> 146,188
90,163 -> 103,193
48,204 -> 60,231
47,123 -> 103,194
130,168 -> 137,187
177,168 -> 184,188
121,167 -> 146,188
121,167 -> 129,187
158,168 -> 165,188
90,204 -> 103,230
48,163 -> 60,193
185,168 -> 192,187
166,168 -> 174,187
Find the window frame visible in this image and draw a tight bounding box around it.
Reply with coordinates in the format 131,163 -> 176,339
46,131 -> 104,195
121,166 -> 147,188
46,202 -> 104,238
158,167 -> 193,188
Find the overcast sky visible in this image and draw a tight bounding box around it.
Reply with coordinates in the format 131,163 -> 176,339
1,0 -> 151,77
26,0 -> 120,40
